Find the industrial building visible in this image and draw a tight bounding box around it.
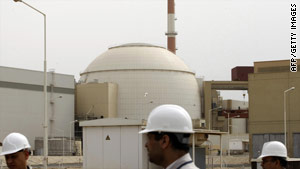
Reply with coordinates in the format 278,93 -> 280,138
76,43 -> 256,168
203,80 -> 249,131
5,0 -> 300,168
76,43 -> 201,122
0,66 -> 75,155
77,57 -> 300,168
76,43 -> 219,169
202,67 -> 251,155
3,0 -> 299,167
248,60 -> 300,159
205,98 -> 249,155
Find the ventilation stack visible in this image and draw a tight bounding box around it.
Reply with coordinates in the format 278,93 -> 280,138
166,0 -> 177,54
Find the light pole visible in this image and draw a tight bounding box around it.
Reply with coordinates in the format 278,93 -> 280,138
12,1 -> 47,168
208,107 -> 222,130
284,87 -> 295,147
70,120 -> 78,155
227,113 -> 230,156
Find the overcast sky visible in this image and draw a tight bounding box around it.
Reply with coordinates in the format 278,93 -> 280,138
0,0 -> 298,101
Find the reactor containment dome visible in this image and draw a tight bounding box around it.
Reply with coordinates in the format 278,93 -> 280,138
79,43 -> 201,120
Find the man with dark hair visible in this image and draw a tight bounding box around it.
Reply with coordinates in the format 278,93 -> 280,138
0,133 -> 32,169
140,104 -> 199,169
258,141 -> 288,169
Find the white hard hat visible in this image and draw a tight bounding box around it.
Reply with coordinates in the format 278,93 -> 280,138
258,141 -> 287,159
0,133 -> 31,156
139,104 -> 194,134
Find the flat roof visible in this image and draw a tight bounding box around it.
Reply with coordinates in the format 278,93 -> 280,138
194,129 -> 227,135
80,118 -> 145,127
80,120 -> 229,135
205,81 -> 248,90
254,59 -> 300,64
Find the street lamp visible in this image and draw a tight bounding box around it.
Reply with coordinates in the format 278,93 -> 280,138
208,107 -> 222,130
70,120 -> 78,155
284,87 -> 295,147
12,1 -> 47,168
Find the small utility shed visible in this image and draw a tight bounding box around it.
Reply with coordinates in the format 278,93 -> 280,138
80,118 -> 149,169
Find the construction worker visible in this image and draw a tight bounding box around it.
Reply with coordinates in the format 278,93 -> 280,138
139,104 -> 199,169
0,133 -> 32,169
258,141 -> 288,169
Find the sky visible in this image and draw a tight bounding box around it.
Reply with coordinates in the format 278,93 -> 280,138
0,0 -> 298,101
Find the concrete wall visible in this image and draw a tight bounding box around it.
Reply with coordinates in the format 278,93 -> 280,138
80,70 -> 201,120
254,59 -> 300,73
232,118 -> 247,134
249,69 -> 300,158
222,100 -> 248,110
197,77 -> 205,119
0,66 -> 75,150
76,83 -> 118,119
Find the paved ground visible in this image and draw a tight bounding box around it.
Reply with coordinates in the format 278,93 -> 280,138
206,154 -> 251,169
0,154 -> 252,169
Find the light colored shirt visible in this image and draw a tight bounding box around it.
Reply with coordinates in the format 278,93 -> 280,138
166,153 -> 199,169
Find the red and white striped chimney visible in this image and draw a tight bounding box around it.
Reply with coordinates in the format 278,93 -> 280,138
166,0 -> 177,54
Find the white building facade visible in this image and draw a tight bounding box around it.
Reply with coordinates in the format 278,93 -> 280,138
0,66 -> 75,152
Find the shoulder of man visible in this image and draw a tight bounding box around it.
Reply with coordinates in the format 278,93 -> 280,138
180,162 -> 199,169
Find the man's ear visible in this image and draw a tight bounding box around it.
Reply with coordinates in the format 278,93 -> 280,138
24,150 -> 30,160
160,134 -> 171,149
274,159 -> 281,167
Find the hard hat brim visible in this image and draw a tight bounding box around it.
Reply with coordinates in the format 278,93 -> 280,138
0,148 -> 22,156
139,128 -> 195,134
0,146 -> 31,156
257,154 -> 266,160
257,154 -> 288,160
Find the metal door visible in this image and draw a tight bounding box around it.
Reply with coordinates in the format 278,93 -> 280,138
103,127 -> 121,169
121,126 -> 139,169
252,133 -> 284,158
84,127 -> 103,169
293,133 -> 300,158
